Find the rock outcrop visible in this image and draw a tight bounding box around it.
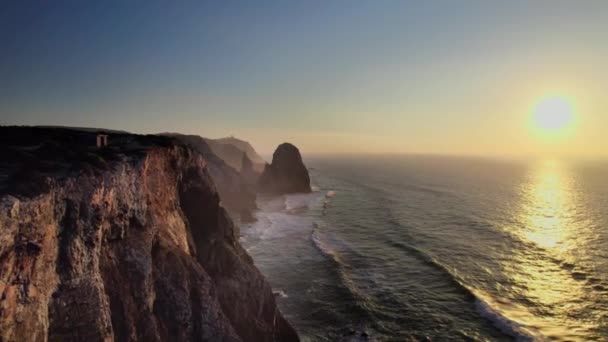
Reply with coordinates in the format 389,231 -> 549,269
258,143 -> 311,195
240,153 -> 259,187
0,127 -> 299,342
237,154 -> 258,222
204,137 -> 266,173
162,134 -> 257,223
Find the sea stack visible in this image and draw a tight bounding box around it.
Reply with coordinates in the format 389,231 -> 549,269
258,143 -> 311,195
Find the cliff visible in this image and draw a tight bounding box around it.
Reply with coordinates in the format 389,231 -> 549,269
161,134 -> 257,222
204,137 -> 265,173
0,127 -> 299,342
240,153 -> 258,187
258,143 -> 311,195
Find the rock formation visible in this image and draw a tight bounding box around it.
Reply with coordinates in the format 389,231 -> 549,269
203,137 -> 266,173
240,153 -> 259,187
163,134 -> 257,223
258,143 -> 311,195
237,154 -> 259,222
0,127 -> 299,342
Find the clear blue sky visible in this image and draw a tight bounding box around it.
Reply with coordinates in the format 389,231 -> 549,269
2,1 -> 607,156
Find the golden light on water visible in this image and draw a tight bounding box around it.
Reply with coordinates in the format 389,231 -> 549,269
498,160 -> 595,340
521,160 -> 574,250
447,159 -> 603,341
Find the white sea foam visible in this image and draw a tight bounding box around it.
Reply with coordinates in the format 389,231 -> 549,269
285,192 -> 318,212
243,192 -> 323,243
273,289 -> 289,298
422,256 -> 539,342
473,295 -> 536,342
311,225 -> 336,259
267,213 -> 308,239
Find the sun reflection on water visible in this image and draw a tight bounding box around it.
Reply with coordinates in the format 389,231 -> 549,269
496,160 -> 597,340
521,160 -> 575,251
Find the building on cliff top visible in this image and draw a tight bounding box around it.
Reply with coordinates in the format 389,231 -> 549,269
96,134 -> 108,147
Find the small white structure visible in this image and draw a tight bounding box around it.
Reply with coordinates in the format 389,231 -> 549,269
96,134 -> 109,148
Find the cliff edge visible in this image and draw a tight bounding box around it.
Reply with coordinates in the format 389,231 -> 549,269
162,133 -> 257,223
0,127 -> 298,342
257,143 -> 311,195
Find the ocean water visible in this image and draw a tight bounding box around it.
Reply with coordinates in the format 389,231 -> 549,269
240,156 -> 608,341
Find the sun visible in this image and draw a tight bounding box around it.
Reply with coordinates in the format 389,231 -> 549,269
531,96 -> 576,141
532,96 -> 575,133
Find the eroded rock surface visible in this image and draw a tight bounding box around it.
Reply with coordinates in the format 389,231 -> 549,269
0,127 -> 299,342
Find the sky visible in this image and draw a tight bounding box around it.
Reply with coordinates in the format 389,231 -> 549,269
1,1 -> 607,157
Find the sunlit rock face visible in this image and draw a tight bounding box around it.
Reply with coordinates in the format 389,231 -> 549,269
0,127 -> 299,342
258,143 -> 311,195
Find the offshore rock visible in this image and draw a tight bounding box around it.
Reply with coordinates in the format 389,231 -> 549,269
258,143 -> 311,195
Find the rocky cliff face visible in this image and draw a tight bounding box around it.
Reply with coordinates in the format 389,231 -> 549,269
240,153 -> 258,187
161,134 -> 257,223
204,137 -> 266,173
0,127 -> 298,342
258,143 -> 311,195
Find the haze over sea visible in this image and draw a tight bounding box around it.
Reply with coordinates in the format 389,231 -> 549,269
242,155 -> 608,341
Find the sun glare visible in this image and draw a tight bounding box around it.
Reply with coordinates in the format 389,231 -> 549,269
532,97 -> 575,135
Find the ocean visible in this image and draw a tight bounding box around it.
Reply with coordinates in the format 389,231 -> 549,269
240,155 -> 608,341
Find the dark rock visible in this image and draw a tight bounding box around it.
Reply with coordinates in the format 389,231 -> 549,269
258,143 -> 311,195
